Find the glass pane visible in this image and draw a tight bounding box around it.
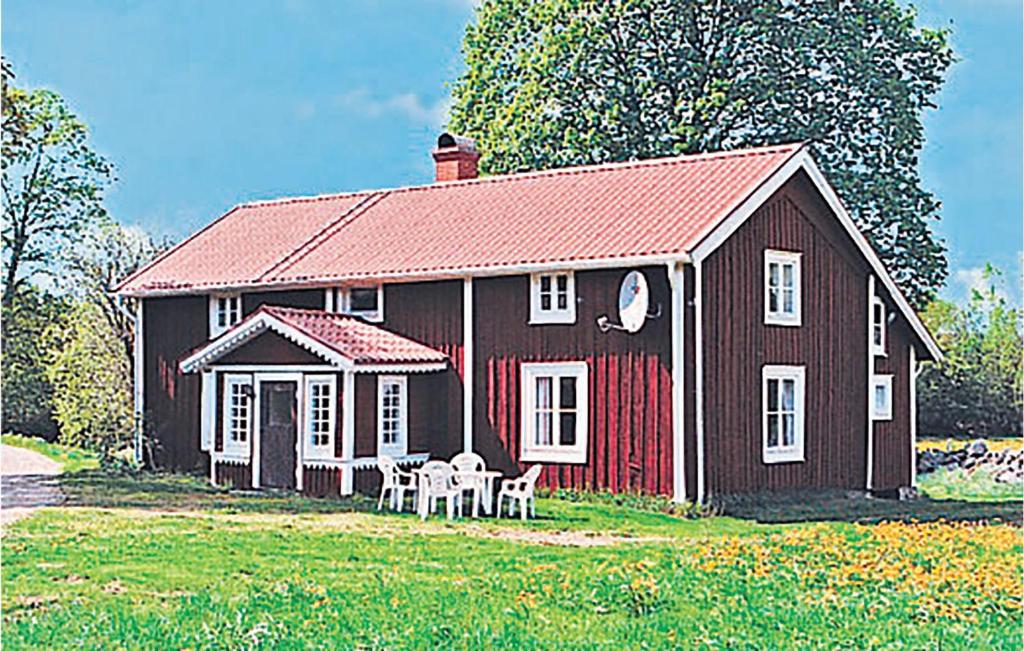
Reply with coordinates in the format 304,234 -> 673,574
875,385 -> 887,412
783,289 -> 794,314
781,379 -> 795,411
540,276 -> 551,292
557,292 -> 568,310
783,414 -> 795,446
536,377 -> 552,409
540,294 -> 551,310
874,325 -> 883,346
559,413 -> 576,446
768,288 -> 779,313
350,288 -> 378,312
556,275 -> 567,291
536,411 -> 552,446
559,377 -> 576,409
782,264 -> 793,288
767,415 -> 779,448
768,263 -> 779,287
767,379 -> 778,412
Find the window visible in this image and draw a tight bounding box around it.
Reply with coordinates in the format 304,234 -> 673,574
872,374 -> 893,421
304,376 -> 336,459
764,250 -> 801,326
871,297 -> 886,356
222,374 -> 252,456
325,285 -> 383,322
520,362 -> 588,463
762,365 -> 805,463
377,376 -> 407,456
529,272 -> 576,324
209,293 -> 242,337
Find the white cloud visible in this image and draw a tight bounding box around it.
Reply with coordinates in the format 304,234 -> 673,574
333,89 -> 450,127
955,266 -> 1010,301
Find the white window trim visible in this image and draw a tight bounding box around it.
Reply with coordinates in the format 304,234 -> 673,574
762,365 -> 805,464
377,375 -> 408,457
871,296 -> 887,356
520,361 -> 589,464
303,375 -> 337,461
209,293 -> 242,338
221,373 -> 253,458
325,285 -> 384,322
871,374 -> 893,421
529,272 -> 576,325
764,250 -> 802,326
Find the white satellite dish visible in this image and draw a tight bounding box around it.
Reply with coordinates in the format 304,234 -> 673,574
618,271 -> 650,333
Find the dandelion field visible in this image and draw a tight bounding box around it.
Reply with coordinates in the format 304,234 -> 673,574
3,495 -> 1021,649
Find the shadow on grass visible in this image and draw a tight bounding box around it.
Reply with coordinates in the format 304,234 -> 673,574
718,489 -> 1022,525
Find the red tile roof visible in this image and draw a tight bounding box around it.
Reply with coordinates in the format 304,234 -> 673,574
180,305 -> 449,373
118,143 -> 803,294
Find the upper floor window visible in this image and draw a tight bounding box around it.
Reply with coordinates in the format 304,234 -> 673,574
871,297 -> 886,355
209,293 -> 242,337
764,250 -> 801,326
762,365 -> 805,464
871,374 -> 893,421
529,272 -> 576,324
326,285 -> 384,322
304,376 -> 336,459
222,374 -> 252,457
520,361 -> 588,463
378,376 -> 408,456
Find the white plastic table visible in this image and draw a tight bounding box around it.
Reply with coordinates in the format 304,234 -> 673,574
454,469 -> 502,516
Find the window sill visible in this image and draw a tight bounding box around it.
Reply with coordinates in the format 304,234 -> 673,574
528,315 -> 576,326
872,349 -> 887,357
762,451 -> 805,464
521,448 -> 586,464
764,316 -> 801,327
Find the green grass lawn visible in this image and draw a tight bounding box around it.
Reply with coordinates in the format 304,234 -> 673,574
918,467 -> 1023,502
1,434 -> 100,473
2,469 -> 1022,649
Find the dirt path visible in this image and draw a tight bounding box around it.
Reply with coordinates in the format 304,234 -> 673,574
1,444 -> 64,527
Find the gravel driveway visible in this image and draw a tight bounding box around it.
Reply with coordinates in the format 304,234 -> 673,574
1,444 -> 65,527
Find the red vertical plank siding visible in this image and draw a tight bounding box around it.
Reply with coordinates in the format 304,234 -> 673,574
216,463 -> 252,489
473,267 -> 674,495
354,375 -> 377,457
701,171 -> 872,495
871,301 -> 914,491
217,331 -> 325,366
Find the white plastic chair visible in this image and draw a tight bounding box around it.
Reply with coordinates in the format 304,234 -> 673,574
497,465 -> 543,521
450,451 -> 487,518
416,460 -> 463,521
376,455 -> 417,513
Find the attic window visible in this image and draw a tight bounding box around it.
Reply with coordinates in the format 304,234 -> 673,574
529,272 -> 576,325
871,297 -> 886,356
764,250 -> 801,326
325,285 -> 384,322
210,293 -> 242,338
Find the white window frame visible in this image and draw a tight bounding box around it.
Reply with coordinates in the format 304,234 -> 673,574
209,293 -> 242,338
871,297 -> 887,356
221,373 -> 253,458
529,272 -> 576,325
377,375 -> 408,457
303,375 -> 337,461
871,374 -> 893,421
325,285 -> 384,322
520,361 -> 589,464
762,365 -> 805,464
764,250 -> 802,326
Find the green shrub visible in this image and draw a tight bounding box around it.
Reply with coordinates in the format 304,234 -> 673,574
538,487 -> 713,519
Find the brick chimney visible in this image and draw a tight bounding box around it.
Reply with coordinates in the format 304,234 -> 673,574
432,133 -> 480,182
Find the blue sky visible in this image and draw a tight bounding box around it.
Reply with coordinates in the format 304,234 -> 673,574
3,0 -> 1021,303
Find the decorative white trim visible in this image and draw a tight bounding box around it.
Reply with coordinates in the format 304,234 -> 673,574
132,299 -> 144,463
303,452 -> 429,471
208,293 -> 242,338
519,361 -> 589,464
668,262 -> 686,503
302,374 -> 338,462
871,296 -> 887,356
694,259 -> 706,502
221,373 -> 253,458
200,370 -> 215,452
910,345 -> 918,487
341,370 -> 355,495
866,275 -> 875,490
463,277 -> 474,453
202,364 -> 334,373
529,271 -> 576,325
763,249 -> 802,327
377,375 -> 409,457
871,374 -> 894,421
761,365 -> 806,464
353,362 -> 448,374
690,149 -> 941,361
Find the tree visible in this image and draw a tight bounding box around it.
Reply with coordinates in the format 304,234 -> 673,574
2,64 -> 114,306
44,301 -> 133,453
1,287 -> 69,437
918,266 -> 1023,437
449,0 -> 953,306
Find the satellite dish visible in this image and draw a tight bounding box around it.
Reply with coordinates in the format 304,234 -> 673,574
618,271 -> 650,333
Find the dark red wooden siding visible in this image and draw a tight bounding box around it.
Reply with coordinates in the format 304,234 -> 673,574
216,463 -> 252,489
353,373 -> 446,458
244,289 -> 324,313
216,331 -> 325,366
871,292 -> 914,490
701,171 -> 872,495
473,266 -> 674,495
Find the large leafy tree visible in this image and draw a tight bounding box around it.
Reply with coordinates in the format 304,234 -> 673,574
449,0 -> 953,305
2,62 -> 113,306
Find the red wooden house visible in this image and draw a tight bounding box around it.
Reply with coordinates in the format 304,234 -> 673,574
114,135 -> 940,502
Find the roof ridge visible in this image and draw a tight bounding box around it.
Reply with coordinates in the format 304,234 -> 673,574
239,188 -> 375,209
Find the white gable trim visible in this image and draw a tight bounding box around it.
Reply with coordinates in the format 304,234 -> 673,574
690,148 -> 941,361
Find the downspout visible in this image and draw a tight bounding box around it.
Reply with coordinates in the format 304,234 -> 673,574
866,275 -> 875,492
668,261 -> 686,503
694,258 -> 706,504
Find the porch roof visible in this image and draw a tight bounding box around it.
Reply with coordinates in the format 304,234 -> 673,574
179,305 -> 449,374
